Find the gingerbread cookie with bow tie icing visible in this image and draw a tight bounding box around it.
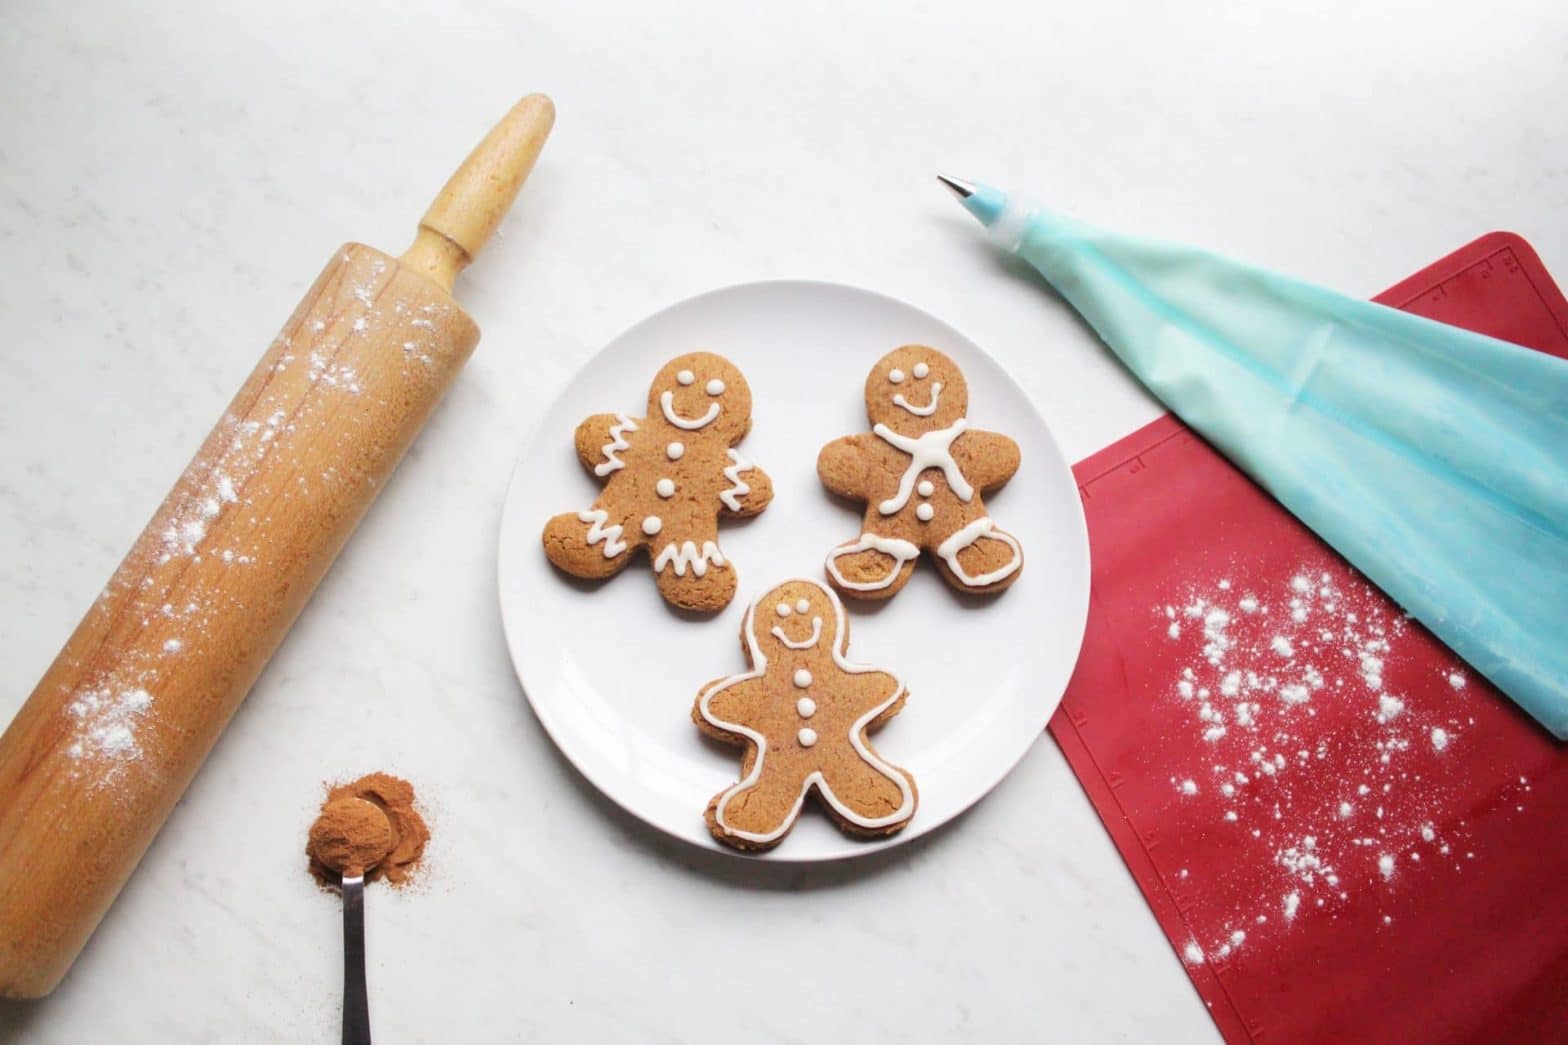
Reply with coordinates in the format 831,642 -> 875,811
693,579 -> 917,850
817,345 -> 1023,599
542,352 -> 772,612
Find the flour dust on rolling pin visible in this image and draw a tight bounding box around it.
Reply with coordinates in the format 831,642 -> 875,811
49,245 -> 476,800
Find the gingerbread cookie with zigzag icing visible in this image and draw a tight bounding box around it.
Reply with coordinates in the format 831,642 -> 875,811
542,352 -> 771,612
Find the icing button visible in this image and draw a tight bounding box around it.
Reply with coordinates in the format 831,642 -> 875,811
656,477 -> 676,498
916,503 -> 935,522
797,727 -> 818,748
641,516 -> 663,536
797,696 -> 816,718
666,441 -> 684,460
917,479 -> 935,497
793,668 -> 812,688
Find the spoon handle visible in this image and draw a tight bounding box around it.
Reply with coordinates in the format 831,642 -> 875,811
341,875 -> 371,1045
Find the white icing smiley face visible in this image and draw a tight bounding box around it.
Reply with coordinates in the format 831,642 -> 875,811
660,368 -> 725,429
866,346 -> 968,432
652,353 -> 751,438
769,594 -> 822,650
890,357 -> 942,417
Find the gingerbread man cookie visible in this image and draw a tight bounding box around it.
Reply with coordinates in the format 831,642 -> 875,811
542,352 -> 772,612
818,345 -> 1023,599
693,579 -> 917,851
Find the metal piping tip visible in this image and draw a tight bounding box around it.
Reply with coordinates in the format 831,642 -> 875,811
937,174 -> 975,199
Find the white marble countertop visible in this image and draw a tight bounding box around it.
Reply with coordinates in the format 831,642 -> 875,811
1,2 -> 1563,1041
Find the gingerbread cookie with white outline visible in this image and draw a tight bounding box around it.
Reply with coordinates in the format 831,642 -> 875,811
693,578 -> 917,851
542,352 -> 772,612
818,345 -> 1023,599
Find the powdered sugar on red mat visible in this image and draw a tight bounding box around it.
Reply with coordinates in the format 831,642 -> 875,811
1155,563 -> 1527,964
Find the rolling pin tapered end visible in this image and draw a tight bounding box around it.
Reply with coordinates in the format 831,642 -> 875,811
403,93 -> 556,290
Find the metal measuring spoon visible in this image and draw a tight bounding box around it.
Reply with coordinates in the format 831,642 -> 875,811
308,795 -> 395,1045
340,871 -> 372,1045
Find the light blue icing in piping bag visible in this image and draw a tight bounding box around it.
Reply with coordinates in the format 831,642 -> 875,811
948,179 -> 1568,738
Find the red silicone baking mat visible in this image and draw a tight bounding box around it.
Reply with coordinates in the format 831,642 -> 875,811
1048,232 -> 1568,1044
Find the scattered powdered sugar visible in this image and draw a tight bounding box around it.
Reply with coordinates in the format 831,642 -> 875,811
1156,564 -> 1492,960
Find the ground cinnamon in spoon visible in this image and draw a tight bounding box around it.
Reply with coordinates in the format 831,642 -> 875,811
306,772 -> 429,889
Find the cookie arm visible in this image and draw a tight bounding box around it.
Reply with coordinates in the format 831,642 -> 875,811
954,429 -> 1022,491
719,452 -> 773,518
852,669 -> 908,730
817,434 -> 878,501
693,676 -> 768,738
574,412 -> 639,476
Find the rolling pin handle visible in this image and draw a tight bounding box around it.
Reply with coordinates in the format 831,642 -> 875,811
403,93 -> 555,290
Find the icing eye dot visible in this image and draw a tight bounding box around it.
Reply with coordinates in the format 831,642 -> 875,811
888,368 -> 906,384
913,362 -> 930,379
676,369 -> 695,386
666,442 -> 684,460
706,378 -> 726,396
776,602 -> 792,617
795,598 -> 810,613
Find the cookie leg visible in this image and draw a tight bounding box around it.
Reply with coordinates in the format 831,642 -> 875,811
542,509 -> 635,579
707,769 -> 808,850
816,758 -> 918,838
824,533 -> 919,600
650,538 -> 737,612
934,517 -> 1023,593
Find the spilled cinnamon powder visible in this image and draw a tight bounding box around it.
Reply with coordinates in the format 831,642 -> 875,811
307,772 -> 429,889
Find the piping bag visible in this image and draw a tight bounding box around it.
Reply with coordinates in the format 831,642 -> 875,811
942,177 -> 1568,738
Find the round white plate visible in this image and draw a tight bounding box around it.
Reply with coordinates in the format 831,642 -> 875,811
498,281 -> 1089,861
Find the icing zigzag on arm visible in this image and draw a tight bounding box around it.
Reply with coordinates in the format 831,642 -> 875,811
719,448 -> 753,511
578,508 -> 627,557
593,414 -> 639,477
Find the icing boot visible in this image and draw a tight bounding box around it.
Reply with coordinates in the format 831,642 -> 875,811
825,534 -> 920,598
934,517 -> 1023,593
652,537 -> 738,612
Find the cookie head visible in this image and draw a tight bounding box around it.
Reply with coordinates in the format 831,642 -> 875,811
864,345 -> 968,434
753,579 -> 843,661
647,351 -> 752,441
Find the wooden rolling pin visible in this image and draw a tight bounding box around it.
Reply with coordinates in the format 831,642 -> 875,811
0,93 -> 555,997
